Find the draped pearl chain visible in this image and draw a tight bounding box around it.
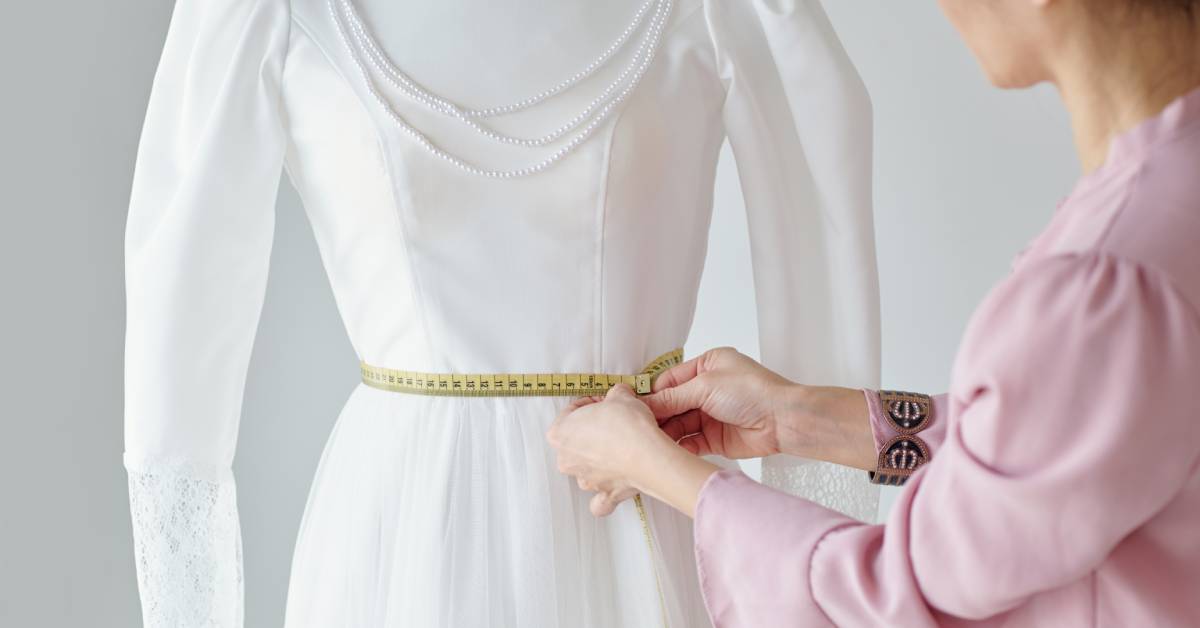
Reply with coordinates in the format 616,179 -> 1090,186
339,0 -> 660,120
329,0 -> 674,178
342,0 -> 668,147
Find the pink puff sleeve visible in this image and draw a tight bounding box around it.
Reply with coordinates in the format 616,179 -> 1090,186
692,252 -> 1200,627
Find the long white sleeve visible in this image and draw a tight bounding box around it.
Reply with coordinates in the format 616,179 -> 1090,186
704,0 -> 882,521
123,0 -> 291,625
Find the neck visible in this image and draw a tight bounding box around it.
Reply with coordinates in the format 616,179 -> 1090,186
1052,13 -> 1200,173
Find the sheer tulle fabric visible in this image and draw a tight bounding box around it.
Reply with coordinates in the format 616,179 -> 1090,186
283,384 -> 713,627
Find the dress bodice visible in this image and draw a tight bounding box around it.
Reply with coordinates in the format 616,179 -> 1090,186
283,0 -> 728,374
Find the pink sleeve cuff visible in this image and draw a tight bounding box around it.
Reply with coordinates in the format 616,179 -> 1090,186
865,388 -> 893,453
693,468 -> 856,628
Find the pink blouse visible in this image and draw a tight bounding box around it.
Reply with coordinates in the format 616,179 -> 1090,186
693,85 -> 1200,627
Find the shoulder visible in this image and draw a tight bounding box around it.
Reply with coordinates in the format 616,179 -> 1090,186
1105,128 -> 1200,309
165,0 -> 293,43
1034,127 -> 1200,315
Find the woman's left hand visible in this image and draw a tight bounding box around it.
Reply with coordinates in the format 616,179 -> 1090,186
546,382 -> 672,517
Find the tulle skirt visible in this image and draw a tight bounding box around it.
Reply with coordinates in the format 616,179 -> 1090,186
282,382 -> 715,627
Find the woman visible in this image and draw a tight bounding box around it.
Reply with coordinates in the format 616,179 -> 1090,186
547,0 -> 1200,625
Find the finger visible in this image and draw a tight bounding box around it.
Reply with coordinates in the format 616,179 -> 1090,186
659,409 -> 704,441
590,492 -> 618,517
567,395 -> 596,410
550,400 -> 586,435
545,422 -> 561,448
649,355 -> 705,393
592,486 -> 638,517
678,433 -> 715,457
606,382 -> 635,399
642,376 -> 707,419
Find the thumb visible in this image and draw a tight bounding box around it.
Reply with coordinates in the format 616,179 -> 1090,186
642,376 -> 708,420
606,381 -> 636,399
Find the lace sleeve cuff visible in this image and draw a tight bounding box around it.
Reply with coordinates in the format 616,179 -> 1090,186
124,453 -> 244,628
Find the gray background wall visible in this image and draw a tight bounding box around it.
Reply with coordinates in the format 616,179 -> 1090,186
0,2 -> 1075,626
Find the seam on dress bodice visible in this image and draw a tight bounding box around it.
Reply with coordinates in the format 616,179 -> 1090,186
285,14 -> 439,369
595,99 -> 615,375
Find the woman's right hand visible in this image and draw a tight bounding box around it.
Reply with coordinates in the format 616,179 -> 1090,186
642,346 -> 796,460
643,346 -> 877,470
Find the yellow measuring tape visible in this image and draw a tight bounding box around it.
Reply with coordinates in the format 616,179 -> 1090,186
360,347 -> 683,398
359,347 -> 682,627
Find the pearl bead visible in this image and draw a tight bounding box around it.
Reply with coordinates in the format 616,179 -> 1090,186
340,0 -> 660,120
345,0 -> 668,147
329,0 -> 674,178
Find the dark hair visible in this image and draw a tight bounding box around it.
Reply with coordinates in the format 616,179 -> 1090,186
1106,0 -> 1199,23
1139,0 -> 1197,13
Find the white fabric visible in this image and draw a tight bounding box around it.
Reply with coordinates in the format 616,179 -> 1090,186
122,0 -> 881,625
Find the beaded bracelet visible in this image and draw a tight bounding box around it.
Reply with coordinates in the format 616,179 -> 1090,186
868,390 -> 934,486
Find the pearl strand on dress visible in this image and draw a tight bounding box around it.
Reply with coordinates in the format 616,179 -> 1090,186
337,0 -> 660,120
341,0 -> 670,147
328,0 -> 674,178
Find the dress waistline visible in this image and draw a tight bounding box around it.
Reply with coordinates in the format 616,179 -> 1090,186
359,347 -> 684,397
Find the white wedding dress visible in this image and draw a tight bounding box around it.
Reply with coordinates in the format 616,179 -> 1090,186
121,0 -> 881,625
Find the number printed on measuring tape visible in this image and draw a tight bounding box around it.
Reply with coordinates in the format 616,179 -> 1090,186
359,347 -> 683,397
